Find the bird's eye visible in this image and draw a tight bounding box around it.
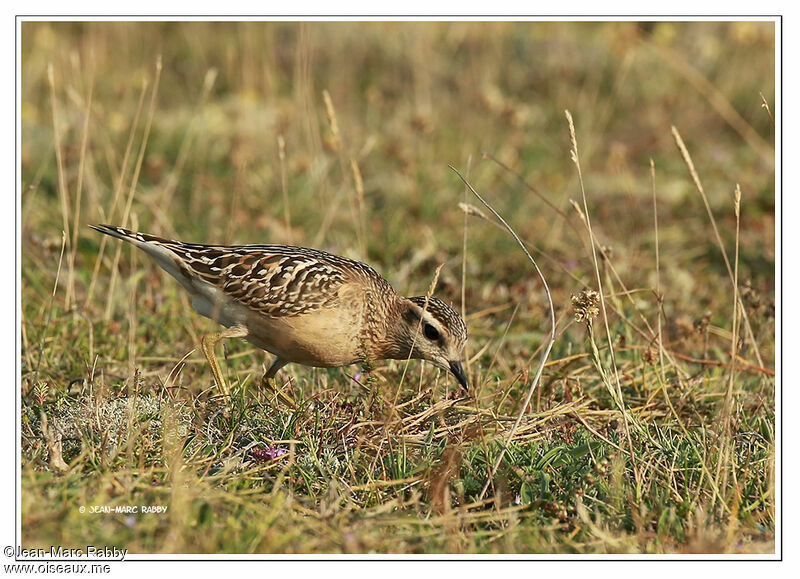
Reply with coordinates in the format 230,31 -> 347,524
423,322 -> 440,341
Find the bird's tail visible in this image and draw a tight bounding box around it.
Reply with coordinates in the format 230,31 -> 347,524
89,224 -> 197,293
89,224 -> 172,247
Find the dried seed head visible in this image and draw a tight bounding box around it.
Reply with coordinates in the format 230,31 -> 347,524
458,202 -> 490,221
569,199 -> 587,225
565,109 -> 578,159
203,68 -> 218,93
572,289 -> 600,323
322,90 -> 341,152
693,311 -> 712,335
741,280 -> 761,312
277,135 -> 286,161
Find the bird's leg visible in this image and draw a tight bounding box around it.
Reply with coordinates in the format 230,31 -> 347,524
200,324 -> 249,397
260,358 -> 297,409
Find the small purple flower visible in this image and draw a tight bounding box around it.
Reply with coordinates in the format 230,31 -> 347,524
353,371 -> 363,383
251,445 -> 288,463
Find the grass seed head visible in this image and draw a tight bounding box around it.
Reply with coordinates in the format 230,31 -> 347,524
458,202 -> 490,221
572,289 -> 600,323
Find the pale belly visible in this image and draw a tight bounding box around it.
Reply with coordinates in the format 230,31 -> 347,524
244,310 -> 364,368
190,284 -> 365,368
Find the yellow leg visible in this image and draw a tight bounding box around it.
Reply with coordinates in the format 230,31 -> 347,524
260,358 -> 298,410
200,325 -> 248,397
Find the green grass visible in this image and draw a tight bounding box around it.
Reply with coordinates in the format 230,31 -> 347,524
20,20 -> 775,554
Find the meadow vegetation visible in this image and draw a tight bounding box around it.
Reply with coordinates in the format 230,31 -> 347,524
20,21 -> 776,554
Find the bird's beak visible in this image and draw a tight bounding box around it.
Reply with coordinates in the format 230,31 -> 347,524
449,360 -> 468,390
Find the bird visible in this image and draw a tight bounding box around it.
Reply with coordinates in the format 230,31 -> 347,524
90,225 -> 469,408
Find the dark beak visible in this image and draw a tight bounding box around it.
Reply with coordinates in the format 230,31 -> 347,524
449,361 -> 468,390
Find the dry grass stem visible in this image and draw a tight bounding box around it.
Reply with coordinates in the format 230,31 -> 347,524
104,56 -> 163,321
32,232 -> 67,388
651,158 -> 666,381
461,154 -> 473,371
350,158 -> 368,255
369,264 -> 447,474
84,77 -> 148,309
67,66 -> 94,312
47,63 -> 73,308
276,134 -> 292,243
565,109 -> 641,492
448,166 -> 556,502
716,184 -> 743,510
322,89 -> 341,152
759,91 -> 775,127
316,89 -> 366,254
671,126 -> 766,370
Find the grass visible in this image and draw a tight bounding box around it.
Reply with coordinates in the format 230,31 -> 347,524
19,20 -> 775,555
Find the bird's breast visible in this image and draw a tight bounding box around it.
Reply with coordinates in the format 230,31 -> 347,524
245,303 -> 365,367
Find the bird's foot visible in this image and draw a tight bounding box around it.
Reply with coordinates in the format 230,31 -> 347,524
259,374 -> 298,410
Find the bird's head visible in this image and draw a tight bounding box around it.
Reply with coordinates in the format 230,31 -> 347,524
394,296 -> 469,390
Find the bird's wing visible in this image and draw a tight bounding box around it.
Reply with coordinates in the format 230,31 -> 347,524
91,225 -> 356,317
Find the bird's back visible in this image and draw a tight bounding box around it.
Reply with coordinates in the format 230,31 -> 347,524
91,224 -> 392,316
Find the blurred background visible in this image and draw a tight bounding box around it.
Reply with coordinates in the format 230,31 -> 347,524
20,20 -> 775,328
19,21 -> 775,554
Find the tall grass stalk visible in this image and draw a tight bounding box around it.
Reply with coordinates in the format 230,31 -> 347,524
759,91 -> 775,128
715,185 -> 743,512
448,167 -> 556,502
320,89 -> 367,257
104,56 -> 162,321
671,126 -> 765,371
565,110 -> 641,494
351,158 -> 368,257
67,66 -> 94,312
651,158 -> 666,381
32,232 -> 67,388
569,199 -> 689,380
657,371 -> 731,515
47,64 -> 73,309
460,154 -> 472,371
84,78 -> 148,309
277,135 -> 292,244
